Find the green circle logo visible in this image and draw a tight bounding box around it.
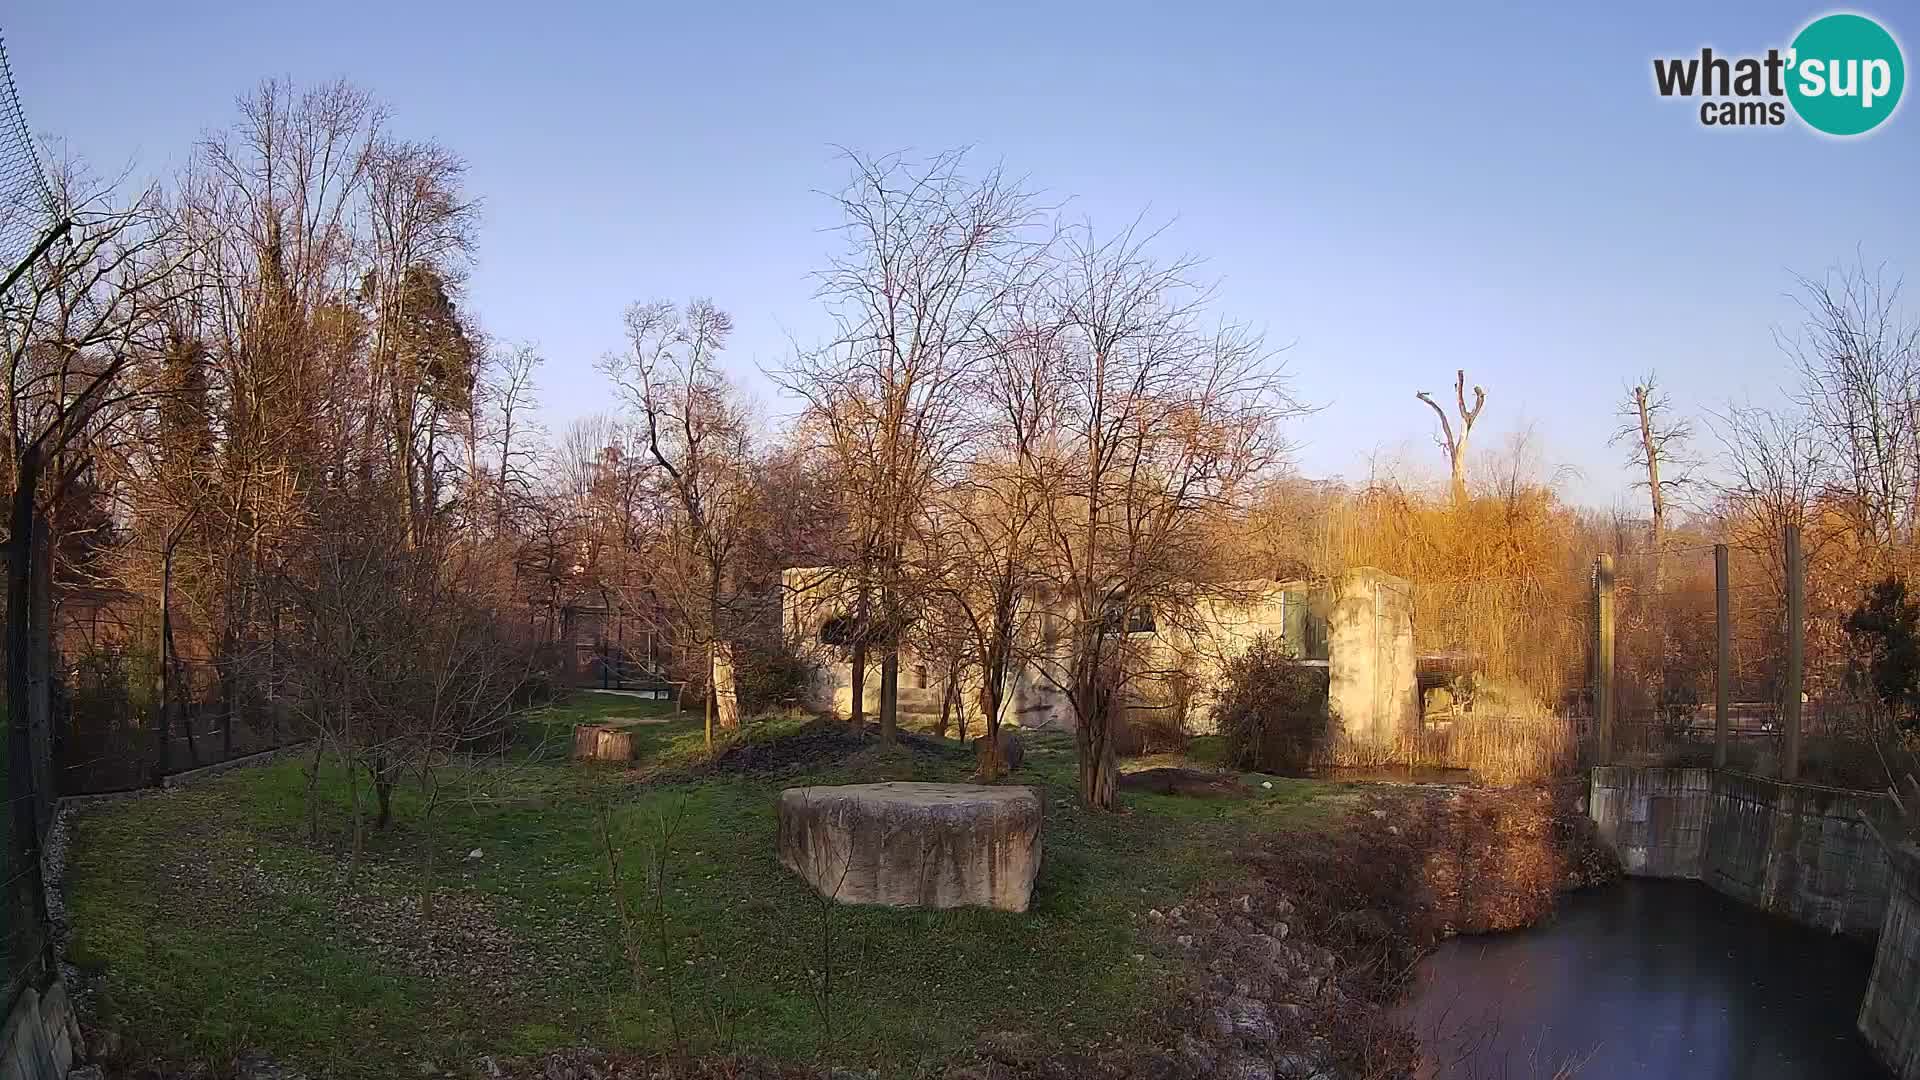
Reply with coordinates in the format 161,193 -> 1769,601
1787,13 -> 1905,135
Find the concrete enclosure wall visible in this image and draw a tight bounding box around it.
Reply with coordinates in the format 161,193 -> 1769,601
1703,771 -> 1890,937
1588,766 -> 1891,936
1587,766 -> 1711,879
1326,568 -> 1418,753
780,565 -> 1416,741
1860,847 -> 1920,1080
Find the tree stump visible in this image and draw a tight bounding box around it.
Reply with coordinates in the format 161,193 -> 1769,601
777,782 -> 1043,912
572,724 -> 634,762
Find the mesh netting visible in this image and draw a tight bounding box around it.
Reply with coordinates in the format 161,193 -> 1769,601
0,32 -> 57,291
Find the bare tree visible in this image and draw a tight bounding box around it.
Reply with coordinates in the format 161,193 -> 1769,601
1610,372 -> 1696,557
1706,402 -> 1828,593
600,298 -> 757,744
1029,221 -> 1302,809
1416,369 -> 1486,507
776,149 -> 1048,742
1782,259 -> 1920,551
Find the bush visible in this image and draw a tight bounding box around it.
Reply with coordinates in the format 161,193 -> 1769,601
1214,633 -> 1329,775
1846,576 -> 1920,733
732,629 -> 816,716
1114,669 -> 1195,756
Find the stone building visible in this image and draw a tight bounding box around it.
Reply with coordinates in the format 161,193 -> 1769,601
779,565 -> 1416,754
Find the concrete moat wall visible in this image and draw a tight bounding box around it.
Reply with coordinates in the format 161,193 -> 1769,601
1588,766 -> 1891,937
1860,847 -> 1920,1080
1590,765 -> 1920,1079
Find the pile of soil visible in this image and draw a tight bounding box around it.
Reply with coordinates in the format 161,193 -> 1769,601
670,719 -> 972,780
1118,767 -> 1248,798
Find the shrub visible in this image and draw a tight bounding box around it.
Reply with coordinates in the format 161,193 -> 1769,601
732,628 -> 816,716
1214,633 -> 1329,774
1115,669 -> 1194,756
1845,576 -> 1920,734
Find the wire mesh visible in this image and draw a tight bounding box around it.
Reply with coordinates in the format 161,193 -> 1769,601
0,27 -> 63,1016
0,32 -> 57,287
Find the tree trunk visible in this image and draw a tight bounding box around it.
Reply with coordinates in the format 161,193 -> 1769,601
373,756 -> 394,829
1073,653 -> 1119,810
5,451 -> 50,981
879,650 -> 898,744
936,670 -> 955,740
978,679 -> 1004,780
160,544 -> 173,779
712,639 -> 740,729
306,737 -> 325,844
849,587 -> 869,732
1077,707 -> 1119,810
1449,444 -> 1469,508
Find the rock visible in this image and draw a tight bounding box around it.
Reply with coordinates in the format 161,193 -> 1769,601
1176,934 -> 1194,948
467,848 -> 483,860
972,730 -> 1025,773
1219,1057 -> 1275,1080
1274,1052 -> 1316,1078
1176,1033 -> 1217,1075
1135,1050 -> 1184,1080
1224,995 -> 1275,1042
68,1068 -> 104,1080
1233,894 -> 1253,913
477,1057 -> 503,1080
778,783 -> 1043,912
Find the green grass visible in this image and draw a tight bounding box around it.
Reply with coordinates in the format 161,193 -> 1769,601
63,692 -> 1351,1077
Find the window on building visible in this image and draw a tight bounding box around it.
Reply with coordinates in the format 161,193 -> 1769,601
1125,604 -> 1156,634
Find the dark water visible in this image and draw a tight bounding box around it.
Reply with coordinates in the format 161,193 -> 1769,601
1402,878 -> 1886,1079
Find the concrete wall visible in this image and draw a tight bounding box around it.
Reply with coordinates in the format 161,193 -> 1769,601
1326,568 -> 1418,753
1588,765 -> 1892,937
1703,771 -> 1890,937
1861,846 -> 1920,1080
779,566 -> 1389,737
1588,766 -> 1711,878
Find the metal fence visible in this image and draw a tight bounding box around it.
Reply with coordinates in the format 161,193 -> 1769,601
1,26 -> 62,1022
1596,530 -> 1890,790
57,653 -> 305,794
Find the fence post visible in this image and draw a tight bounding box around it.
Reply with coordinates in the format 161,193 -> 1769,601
1783,524 -> 1804,782
1595,554 -> 1616,763
1714,543 -> 1731,770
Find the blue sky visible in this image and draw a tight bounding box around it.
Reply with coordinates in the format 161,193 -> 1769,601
6,1 -> 1916,506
